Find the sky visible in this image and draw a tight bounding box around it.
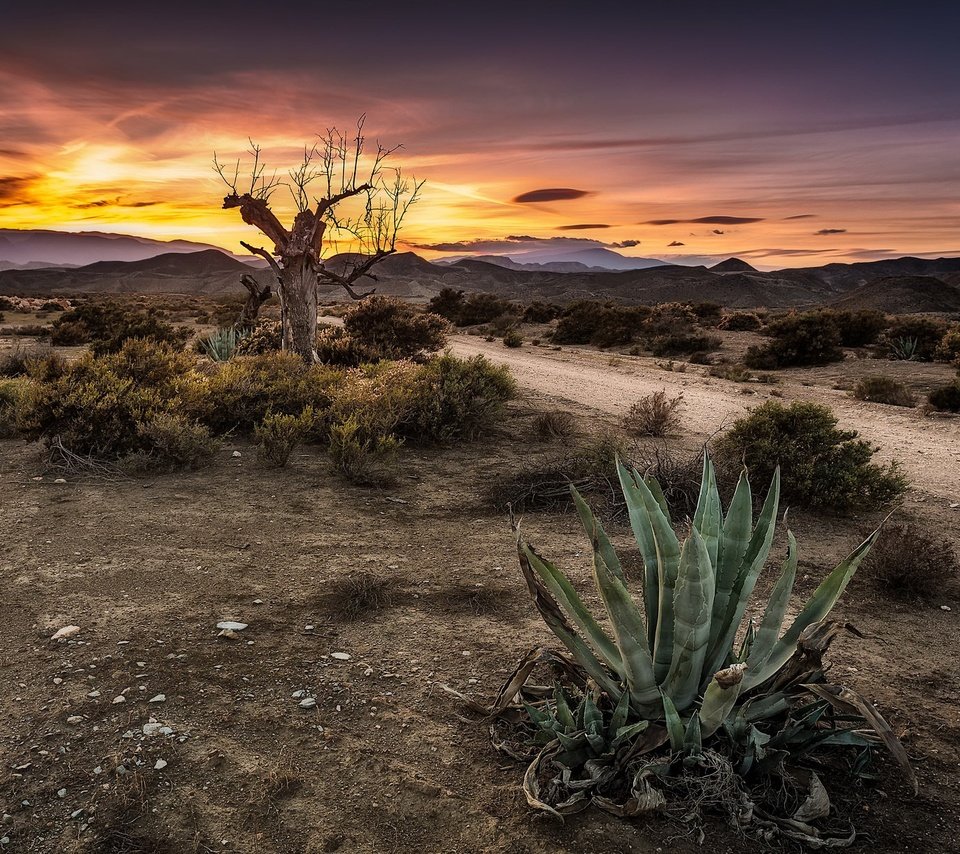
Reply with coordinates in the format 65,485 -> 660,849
1,2 -> 959,269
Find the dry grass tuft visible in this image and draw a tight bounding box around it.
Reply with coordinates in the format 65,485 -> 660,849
623,390 -> 684,437
860,521 -> 958,602
324,571 -> 396,620
531,410 -> 576,442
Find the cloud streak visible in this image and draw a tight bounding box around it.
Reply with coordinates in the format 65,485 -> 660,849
513,188 -> 591,203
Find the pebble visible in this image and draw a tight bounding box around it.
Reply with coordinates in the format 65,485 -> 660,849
112,695 -> 126,704
305,624 -> 315,631
154,759 -> 168,770
54,478 -> 67,484
942,605 -> 952,612
86,690 -> 101,698
330,652 -> 351,661
57,788 -> 67,799
66,715 -> 83,724
292,690 -> 307,699
51,625 -> 81,641
299,698 -> 317,709
53,677 -> 63,685
216,621 -> 248,631
253,599 -> 263,605
149,694 -> 166,704
232,451 -> 242,458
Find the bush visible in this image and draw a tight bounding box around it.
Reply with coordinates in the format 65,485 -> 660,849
935,328 -> 960,364
459,293 -> 518,327
860,521 -> 958,601
200,353 -> 344,435
255,408 -> 315,467
532,410 -> 576,441
502,330 -> 524,348
522,301 -> 563,323
235,320 -> 282,355
880,316 -> 947,361
0,379 -> 24,438
553,301 -> 650,347
852,376 -> 916,407
314,326 -> 380,367
426,288 -> 466,323
714,401 -> 907,509
0,343 -> 55,377
18,339 -> 213,466
328,413 -> 400,484
123,413 -> 220,473
623,390 -> 684,437
824,309 -> 887,347
719,312 -> 762,332
686,301 -> 723,325
650,333 -> 720,357
0,296 -> 14,311
50,301 -> 189,355
928,380 -> 960,412
343,296 -> 449,360
745,312 -> 843,368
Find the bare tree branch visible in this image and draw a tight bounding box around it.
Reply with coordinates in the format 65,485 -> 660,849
240,241 -> 283,282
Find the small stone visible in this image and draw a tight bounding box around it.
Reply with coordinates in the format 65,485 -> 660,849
330,652 -> 351,661
86,690 -> 101,698
57,788 -> 67,798
216,621 -> 248,631
941,605 -> 952,612
67,715 -> 83,724
112,695 -> 126,704
54,478 -> 67,484
232,451 -> 242,458
93,766 -> 103,775
461,651 -> 471,657
51,625 -> 81,641
253,599 -> 263,605
154,759 -> 168,770
149,694 -> 166,703
299,698 -> 317,709
53,677 -> 63,685
217,629 -> 239,640
292,689 -> 307,699
304,624 -> 315,631
142,722 -> 162,736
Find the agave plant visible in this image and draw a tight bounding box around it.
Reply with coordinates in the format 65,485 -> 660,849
201,326 -> 243,362
454,456 -> 915,845
888,335 -> 919,361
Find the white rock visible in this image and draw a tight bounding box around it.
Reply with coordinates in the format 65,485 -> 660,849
54,478 -> 67,484
299,697 -> 317,709
292,690 -> 307,699
149,694 -> 166,704
93,766 -> 103,775
51,625 -> 81,641
142,723 -> 163,736
942,605 -> 952,612
330,652 -> 351,661
67,715 -> 83,724
112,695 -> 126,704
57,788 -> 67,798
232,451 -> 242,458
253,599 -> 263,605
154,759 -> 168,770
216,621 -> 248,631
86,690 -> 101,698
304,624 -> 315,631
53,677 -> 63,685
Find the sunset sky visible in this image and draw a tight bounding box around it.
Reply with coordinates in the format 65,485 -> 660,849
1,2 -> 959,269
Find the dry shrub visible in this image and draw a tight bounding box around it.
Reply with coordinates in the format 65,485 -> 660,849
852,376 -> 916,407
650,334 -> 720,358
0,342 -> 56,377
630,445 -> 710,518
50,300 -> 189,354
255,407 -> 315,467
879,316 -> 947,361
343,295 -> 449,360
928,379 -> 960,412
860,521 -> 958,601
324,571 -> 395,619
235,319 -> 282,355
745,312 -> 843,368
502,330 -> 524,348
719,312 -> 762,332
124,413 -> 221,473
935,328 -> 960,364
623,390 -> 684,437
314,325 -> 380,367
0,379 -> 23,438
532,410 -> 576,442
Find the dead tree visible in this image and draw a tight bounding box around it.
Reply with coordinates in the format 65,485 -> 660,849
236,273 -> 272,333
215,117 -> 422,362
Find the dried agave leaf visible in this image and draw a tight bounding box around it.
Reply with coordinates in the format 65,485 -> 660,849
793,771 -> 831,823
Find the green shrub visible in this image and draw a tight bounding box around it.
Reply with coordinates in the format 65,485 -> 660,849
399,354 -> 516,442
343,296 -> 449,360
458,293 -> 518,327
880,316 -> 947,361
235,319 -> 282,355
502,330 -> 524,348
719,312 -> 762,332
928,380 -> 960,412
623,390 -> 683,437
123,413 -> 220,473
650,333 -> 720,357
0,379 -> 24,438
18,339 -> 212,465
255,408 -> 316,467
0,343 -> 55,377
860,521 -> 958,602
553,301 -> 650,347
522,301 -> 562,323
686,301 -> 723,324
426,287 -> 466,322
315,326 -> 380,367
201,327 -> 243,362
824,309 -> 887,347
745,312 -> 843,368
714,401 -> 907,509
50,301 -> 189,355
200,353 -> 344,435
852,376 -> 916,407
328,413 -> 400,484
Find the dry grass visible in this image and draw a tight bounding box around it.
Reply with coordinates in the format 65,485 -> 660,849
852,376 -> 917,407
531,410 -> 576,442
860,521 -> 958,602
623,390 -> 684,437
323,571 -> 396,620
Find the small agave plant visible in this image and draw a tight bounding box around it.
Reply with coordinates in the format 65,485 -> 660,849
202,326 -> 244,362
457,456 -> 915,847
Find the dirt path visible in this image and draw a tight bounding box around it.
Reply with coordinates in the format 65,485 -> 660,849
450,335 -> 960,502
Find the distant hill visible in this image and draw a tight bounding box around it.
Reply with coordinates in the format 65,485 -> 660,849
0,228 -> 244,267
711,257 -> 757,273
831,275 -> 960,313
3,247 -> 960,311
440,247 -> 666,272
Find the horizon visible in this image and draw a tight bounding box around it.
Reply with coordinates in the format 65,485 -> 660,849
2,3 -> 959,269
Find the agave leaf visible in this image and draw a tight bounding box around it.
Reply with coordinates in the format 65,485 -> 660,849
623,465 -> 682,682
608,691 -> 630,741
583,693 -> 603,736
554,685 -> 577,731
661,692 -> 685,753
736,619 -> 756,663
519,540 -> 623,675
745,531 -> 799,679
698,663 -> 747,737
741,691 -> 792,722
683,712 -> 703,755
644,475 -> 670,524
613,720 -> 650,749
518,542 -> 624,700
592,548 -> 660,710
660,528 -> 715,710
571,485 -> 624,583
692,454 -> 722,567
703,467 -> 780,682
707,469 -> 753,655
617,458 -> 660,647
744,525 -> 881,690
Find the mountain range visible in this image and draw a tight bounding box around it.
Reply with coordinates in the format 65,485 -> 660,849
2,245 -> 960,312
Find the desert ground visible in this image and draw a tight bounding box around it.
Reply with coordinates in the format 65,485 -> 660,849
1,319 -> 959,853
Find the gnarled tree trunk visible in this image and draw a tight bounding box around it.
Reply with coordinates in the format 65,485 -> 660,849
280,256 -> 319,359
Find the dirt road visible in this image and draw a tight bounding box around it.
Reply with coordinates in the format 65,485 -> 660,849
450,335 -> 960,502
